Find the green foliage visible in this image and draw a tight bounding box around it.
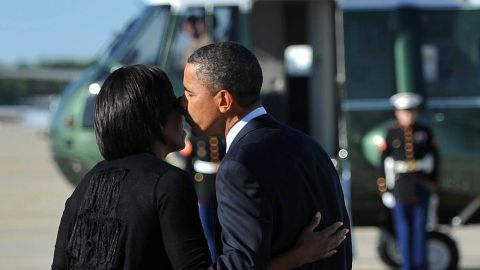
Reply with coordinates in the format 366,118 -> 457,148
0,78 -> 68,105
0,58 -> 95,105
36,59 -> 96,69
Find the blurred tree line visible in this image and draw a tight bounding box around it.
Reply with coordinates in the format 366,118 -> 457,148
0,59 -> 95,105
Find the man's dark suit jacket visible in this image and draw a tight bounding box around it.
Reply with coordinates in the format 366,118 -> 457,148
212,114 -> 352,269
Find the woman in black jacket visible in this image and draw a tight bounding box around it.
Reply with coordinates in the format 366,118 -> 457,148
52,65 -> 210,269
52,65 -> 346,270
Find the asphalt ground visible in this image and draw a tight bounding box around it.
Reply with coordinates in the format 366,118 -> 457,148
0,122 -> 479,269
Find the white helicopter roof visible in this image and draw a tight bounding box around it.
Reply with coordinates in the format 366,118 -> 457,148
145,0 -> 252,12
144,0 -> 480,12
339,0 -> 480,10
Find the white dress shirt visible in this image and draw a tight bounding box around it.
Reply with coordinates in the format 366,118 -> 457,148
225,106 -> 267,153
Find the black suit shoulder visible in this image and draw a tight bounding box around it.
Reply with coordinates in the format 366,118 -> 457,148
227,116 -> 322,160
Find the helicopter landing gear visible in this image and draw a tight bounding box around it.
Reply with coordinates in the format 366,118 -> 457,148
377,229 -> 459,270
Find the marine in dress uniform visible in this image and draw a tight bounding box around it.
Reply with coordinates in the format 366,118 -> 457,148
182,134 -> 226,262
376,93 -> 439,270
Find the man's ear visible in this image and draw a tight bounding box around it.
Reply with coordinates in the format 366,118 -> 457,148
216,90 -> 233,113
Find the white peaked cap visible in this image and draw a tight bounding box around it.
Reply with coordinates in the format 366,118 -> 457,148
389,92 -> 423,110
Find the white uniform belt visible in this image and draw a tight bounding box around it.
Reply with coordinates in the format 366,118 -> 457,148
384,154 -> 433,189
193,160 -> 218,174
392,154 -> 434,174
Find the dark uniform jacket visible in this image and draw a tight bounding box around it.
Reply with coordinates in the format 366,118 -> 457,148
52,153 -> 211,270
210,114 -> 352,269
380,123 -> 439,203
187,135 -> 226,205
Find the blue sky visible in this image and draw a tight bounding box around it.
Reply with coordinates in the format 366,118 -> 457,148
0,0 -> 143,66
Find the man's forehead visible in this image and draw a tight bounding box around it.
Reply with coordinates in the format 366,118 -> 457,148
185,69 -> 213,91
185,62 -> 198,73
184,64 -> 199,81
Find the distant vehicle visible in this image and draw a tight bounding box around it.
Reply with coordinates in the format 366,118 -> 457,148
49,0 -> 480,269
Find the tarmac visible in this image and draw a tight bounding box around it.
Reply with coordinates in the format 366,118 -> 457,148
0,122 -> 479,269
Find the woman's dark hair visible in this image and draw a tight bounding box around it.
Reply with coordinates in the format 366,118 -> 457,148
94,65 -> 176,160
187,42 -> 263,108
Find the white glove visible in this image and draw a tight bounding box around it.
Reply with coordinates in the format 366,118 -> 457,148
382,192 -> 396,209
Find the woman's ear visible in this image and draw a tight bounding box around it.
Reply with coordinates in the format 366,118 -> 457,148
216,89 -> 233,113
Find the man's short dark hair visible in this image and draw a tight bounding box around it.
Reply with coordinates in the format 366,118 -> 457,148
187,42 -> 263,108
94,65 -> 176,160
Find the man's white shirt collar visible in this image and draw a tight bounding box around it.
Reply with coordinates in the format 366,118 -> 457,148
226,106 -> 267,153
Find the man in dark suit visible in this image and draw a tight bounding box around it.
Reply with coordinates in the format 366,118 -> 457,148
183,42 -> 352,269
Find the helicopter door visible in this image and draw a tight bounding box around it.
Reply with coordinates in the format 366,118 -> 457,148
164,6 -> 241,95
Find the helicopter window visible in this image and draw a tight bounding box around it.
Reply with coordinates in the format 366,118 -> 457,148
96,6 -> 170,67
118,7 -> 170,65
166,6 -> 240,95
213,7 -> 240,42
168,8 -> 210,94
97,17 -> 140,65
